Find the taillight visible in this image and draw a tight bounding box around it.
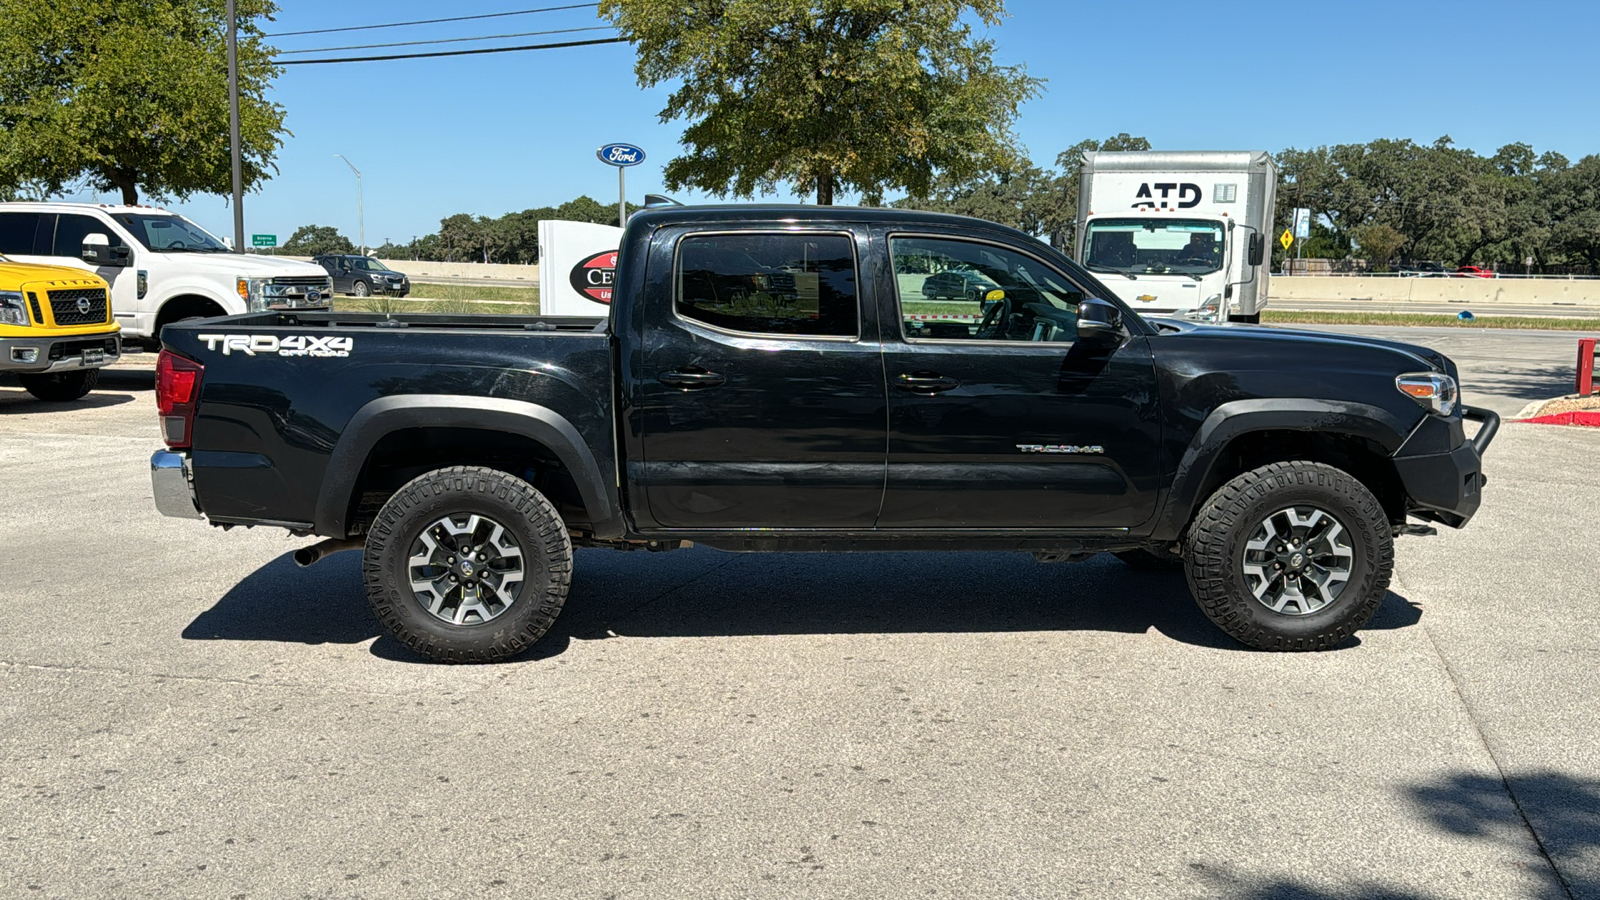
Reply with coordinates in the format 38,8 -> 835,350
156,350 -> 204,448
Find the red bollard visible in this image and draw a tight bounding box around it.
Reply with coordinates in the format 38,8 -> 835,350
1579,338 -> 1596,397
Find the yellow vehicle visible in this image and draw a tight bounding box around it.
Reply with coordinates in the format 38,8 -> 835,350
0,257 -> 120,401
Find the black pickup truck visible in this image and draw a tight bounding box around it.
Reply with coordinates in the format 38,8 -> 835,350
150,205 -> 1497,661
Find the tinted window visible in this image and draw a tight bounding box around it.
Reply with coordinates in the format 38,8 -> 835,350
0,212 -> 45,255
52,214 -> 114,257
676,233 -> 858,337
892,236 -> 1085,343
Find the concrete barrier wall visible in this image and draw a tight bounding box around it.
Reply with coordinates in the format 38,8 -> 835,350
1270,276 -> 1600,308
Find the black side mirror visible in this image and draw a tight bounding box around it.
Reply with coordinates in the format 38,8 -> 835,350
1248,233 -> 1265,266
1076,297 -> 1124,344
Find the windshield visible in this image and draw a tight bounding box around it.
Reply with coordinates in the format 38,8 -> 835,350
1084,218 -> 1225,276
112,213 -> 230,253
350,257 -> 392,272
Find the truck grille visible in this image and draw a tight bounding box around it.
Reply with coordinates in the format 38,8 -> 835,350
27,292 -> 44,324
48,288 -> 110,326
275,276 -> 332,288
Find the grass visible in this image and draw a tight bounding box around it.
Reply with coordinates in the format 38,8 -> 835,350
1260,310 -> 1600,331
405,282 -> 541,304
331,296 -> 541,316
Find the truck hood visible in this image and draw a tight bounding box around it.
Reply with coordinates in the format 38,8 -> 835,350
1152,318 -> 1452,375
147,252 -> 328,279
0,259 -> 108,288
1097,273 -> 1210,312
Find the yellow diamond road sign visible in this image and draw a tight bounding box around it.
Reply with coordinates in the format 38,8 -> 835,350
1279,229 -> 1294,250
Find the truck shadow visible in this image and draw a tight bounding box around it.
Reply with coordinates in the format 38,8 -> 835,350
183,546 -> 1422,662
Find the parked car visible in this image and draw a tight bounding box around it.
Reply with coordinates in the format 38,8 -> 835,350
1396,262 -> 1448,277
921,269 -> 999,302
150,205 -> 1497,661
0,203 -> 331,345
1455,266 -> 1496,278
0,256 -> 120,401
313,254 -> 410,298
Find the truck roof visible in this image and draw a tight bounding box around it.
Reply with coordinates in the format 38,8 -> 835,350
0,201 -> 180,215
1079,150 -> 1276,174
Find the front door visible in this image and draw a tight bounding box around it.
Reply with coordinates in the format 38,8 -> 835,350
879,234 -> 1162,529
633,229 -> 887,529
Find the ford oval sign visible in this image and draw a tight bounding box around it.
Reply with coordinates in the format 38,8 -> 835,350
596,143 -> 646,167
569,250 -> 618,304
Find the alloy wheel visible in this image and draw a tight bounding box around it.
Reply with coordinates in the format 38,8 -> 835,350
1240,505 -> 1355,616
407,513 -> 526,625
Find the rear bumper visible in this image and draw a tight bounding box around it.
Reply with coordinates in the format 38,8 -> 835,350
151,450 -> 203,519
1391,406 -> 1499,528
1,332 -> 121,372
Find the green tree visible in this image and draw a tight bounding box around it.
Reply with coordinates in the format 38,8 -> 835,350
281,225 -> 354,257
0,0 -> 286,205
1349,223 -> 1407,271
601,0 -> 1042,204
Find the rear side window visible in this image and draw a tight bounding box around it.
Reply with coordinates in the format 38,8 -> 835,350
0,212 -> 44,255
675,233 -> 858,337
52,214 -> 114,256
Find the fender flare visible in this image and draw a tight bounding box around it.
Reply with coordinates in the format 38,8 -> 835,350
1152,398 -> 1415,540
314,394 -> 620,539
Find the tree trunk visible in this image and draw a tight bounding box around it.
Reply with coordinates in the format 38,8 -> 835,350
114,174 -> 138,206
816,170 -> 834,206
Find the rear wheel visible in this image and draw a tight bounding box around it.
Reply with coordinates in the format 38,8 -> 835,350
1184,461 -> 1391,651
19,368 -> 98,402
363,466 -> 572,663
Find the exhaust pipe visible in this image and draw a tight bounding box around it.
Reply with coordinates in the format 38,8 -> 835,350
293,538 -> 364,568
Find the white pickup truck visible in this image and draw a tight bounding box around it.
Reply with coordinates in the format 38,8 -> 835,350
0,203 -> 331,344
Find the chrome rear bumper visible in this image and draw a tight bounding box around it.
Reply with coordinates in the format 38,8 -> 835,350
151,450 -> 202,519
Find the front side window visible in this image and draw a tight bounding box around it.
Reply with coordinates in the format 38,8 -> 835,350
52,214 -> 114,256
892,236 -> 1085,343
1083,218 -> 1225,276
351,257 -> 391,272
111,213 -> 229,253
676,233 -> 858,337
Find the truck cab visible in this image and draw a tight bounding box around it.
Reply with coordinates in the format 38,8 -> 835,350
0,203 -> 333,344
1074,151 -> 1276,323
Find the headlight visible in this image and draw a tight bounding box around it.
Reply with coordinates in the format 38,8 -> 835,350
369,273 -> 384,282
236,277 -> 272,311
1396,372 -> 1459,417
0,291 -> 31,326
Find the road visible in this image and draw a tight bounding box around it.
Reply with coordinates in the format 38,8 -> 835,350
1,328 -> 1596,899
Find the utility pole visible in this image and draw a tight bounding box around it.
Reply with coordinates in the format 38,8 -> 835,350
227,0 -> 243,251
335,155 -> 364,254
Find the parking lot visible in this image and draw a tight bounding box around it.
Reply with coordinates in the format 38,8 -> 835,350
2,327 -> 1597,899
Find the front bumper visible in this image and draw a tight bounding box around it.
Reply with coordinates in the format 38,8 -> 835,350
1391,406 -> 1500,528
1,332 -> 121,373
151,450 -> 202,519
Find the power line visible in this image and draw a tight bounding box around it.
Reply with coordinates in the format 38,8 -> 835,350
265,3 -> 600,38
276,36 -> 625,66
275,25 -> 614,55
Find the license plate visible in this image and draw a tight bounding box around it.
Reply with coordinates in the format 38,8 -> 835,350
82,348 -> 104,366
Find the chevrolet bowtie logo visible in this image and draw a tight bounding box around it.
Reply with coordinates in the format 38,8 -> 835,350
1136,294 -> 1157,303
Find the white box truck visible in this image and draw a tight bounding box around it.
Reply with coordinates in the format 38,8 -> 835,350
1074,151 -> 1277,323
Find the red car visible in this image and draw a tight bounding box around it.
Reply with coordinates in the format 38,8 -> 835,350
1455,266 -> 1495,278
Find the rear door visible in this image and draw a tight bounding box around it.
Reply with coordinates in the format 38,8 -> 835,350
630,227 -> 887,529
878,232 -> 1162,529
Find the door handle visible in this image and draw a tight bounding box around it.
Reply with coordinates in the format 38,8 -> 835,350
658,368 -> 727,389
895,372 -> 961,394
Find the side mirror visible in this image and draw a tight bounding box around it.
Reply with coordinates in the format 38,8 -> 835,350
1248,233 -> 1265,266
1076,297 -> 1124,344
82,233 -> 132,267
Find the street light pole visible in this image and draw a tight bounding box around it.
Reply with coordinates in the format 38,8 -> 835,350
227,0 -> 243,251
334,154 -> 364,254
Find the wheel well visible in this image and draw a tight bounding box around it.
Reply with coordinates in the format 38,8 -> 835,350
345,427 -> 589,535
155,295 -> 229,334
1191,430 -> 1407,527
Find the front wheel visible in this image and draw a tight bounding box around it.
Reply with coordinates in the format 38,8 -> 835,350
1184,461 -> 1392,651
19,368 -> 99,402
362,466 -> 573,662
353,280 -> 370,298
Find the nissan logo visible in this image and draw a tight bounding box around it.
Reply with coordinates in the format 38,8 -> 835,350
76,297 -> 92,315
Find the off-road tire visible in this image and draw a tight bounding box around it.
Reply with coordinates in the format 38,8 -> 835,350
19,368 -> 98,402
353,280 -> 370,298
1184,461 -> 1392,651
363,466 -> 572,663
1113,548 -> 1184,571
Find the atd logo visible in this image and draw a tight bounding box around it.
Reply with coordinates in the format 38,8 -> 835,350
1132,182 -> 1202,210
569,250 -> 618,304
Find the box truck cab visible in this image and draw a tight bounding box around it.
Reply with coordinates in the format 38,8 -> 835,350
0,203 -> 332,344
1074,151 -> 1276,323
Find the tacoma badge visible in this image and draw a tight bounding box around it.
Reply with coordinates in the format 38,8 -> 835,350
1016,444 -> 1104,454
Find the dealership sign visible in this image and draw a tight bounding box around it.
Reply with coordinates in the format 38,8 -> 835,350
569,250 -> 618,304
596,143 -> 646,167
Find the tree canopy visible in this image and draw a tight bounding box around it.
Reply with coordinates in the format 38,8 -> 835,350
281,225 -> 354,257
0,0 -> 286,205
601,0 -> 1042,204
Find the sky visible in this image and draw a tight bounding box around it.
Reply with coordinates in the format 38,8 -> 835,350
57,0 -> 1600,246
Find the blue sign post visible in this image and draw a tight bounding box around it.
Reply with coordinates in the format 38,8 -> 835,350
597,143 -> 647,229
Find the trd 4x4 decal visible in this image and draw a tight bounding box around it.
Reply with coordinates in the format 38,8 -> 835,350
197,334 -> 353,358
